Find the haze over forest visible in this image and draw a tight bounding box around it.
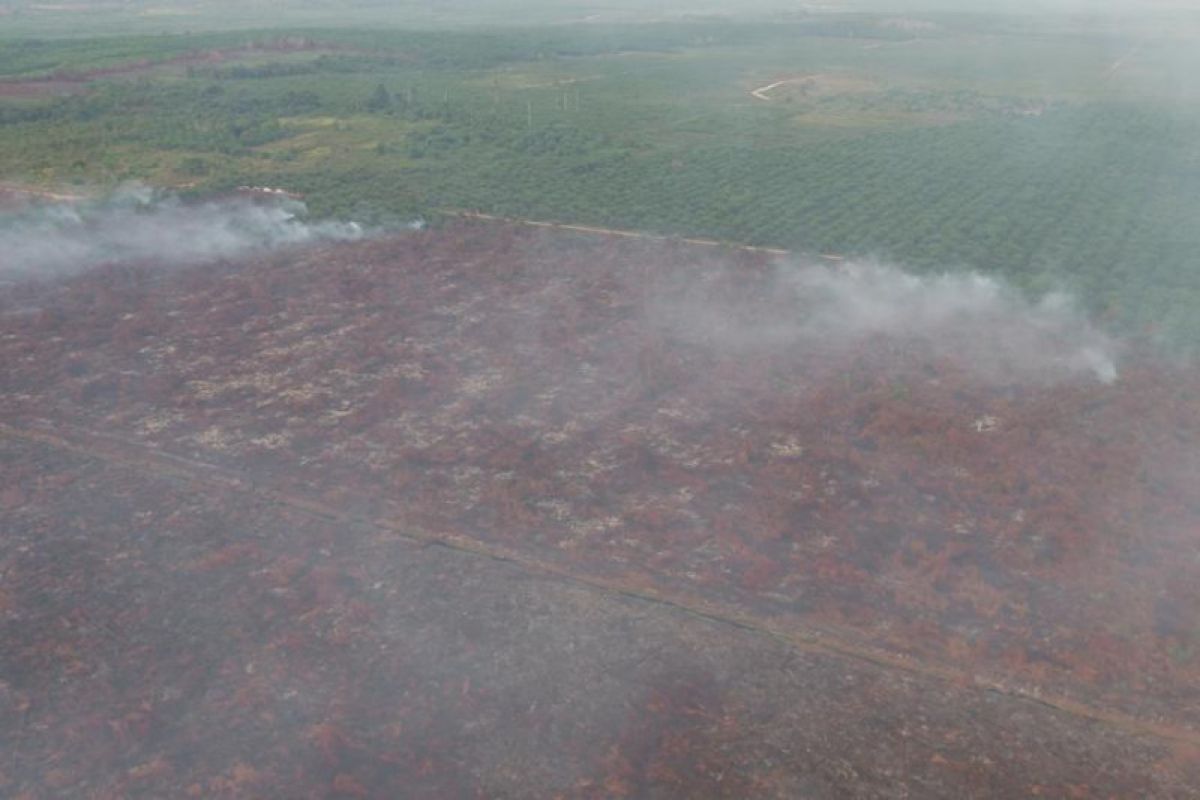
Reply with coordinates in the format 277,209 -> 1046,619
2,0 -> 1200,797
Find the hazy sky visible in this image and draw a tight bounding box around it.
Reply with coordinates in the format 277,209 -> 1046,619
7,0 -> 1199,14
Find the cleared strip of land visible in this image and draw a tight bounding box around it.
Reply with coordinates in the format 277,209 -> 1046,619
5,417 -> 1199,752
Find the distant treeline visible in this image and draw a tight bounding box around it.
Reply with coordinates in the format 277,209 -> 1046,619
1,21 -> 1196,349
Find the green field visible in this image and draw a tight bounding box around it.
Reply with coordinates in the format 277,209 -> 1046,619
3,5 -> 1200,347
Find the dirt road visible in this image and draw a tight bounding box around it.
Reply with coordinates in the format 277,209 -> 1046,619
3,413 -> 1198,753
0,182 -> 89,205
750,77 -> 806,101
445,209 -> 799,257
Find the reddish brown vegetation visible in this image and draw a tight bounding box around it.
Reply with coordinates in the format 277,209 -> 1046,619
0,80 -> 88,98
1,222 -> 1199,795
2,429 -> 1190,798
3,222 -> 1199,721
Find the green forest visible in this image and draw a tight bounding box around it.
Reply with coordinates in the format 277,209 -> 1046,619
2,11 -> 1199,347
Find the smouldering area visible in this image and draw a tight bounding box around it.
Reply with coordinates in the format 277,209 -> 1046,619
1,207 -> 1198,796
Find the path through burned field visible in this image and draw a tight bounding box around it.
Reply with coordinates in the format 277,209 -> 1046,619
1,222 -> 1199,797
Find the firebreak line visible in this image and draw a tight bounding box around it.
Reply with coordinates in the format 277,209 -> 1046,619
2,420 -> 1198,750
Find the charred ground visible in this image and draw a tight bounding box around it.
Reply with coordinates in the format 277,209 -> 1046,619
1,221 -> 1199,797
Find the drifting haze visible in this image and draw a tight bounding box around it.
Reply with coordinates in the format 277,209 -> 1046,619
0,185 -> 363,280
0,180 -> 1119,385
655,260 -> 1119,384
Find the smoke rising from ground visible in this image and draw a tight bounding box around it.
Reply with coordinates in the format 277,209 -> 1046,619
0,184 -> 364,280
0,180 -> 1121,385
655,259 -> 1118,384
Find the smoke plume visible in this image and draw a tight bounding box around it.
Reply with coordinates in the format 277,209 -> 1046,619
0,184 -> 364,281
654,259 -> 1119,384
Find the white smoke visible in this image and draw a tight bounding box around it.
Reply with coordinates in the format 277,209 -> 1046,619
655,259 -> 1119,384
0,183 -> 364,280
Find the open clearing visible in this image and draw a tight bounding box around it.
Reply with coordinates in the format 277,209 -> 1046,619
2,224 -> 1198,795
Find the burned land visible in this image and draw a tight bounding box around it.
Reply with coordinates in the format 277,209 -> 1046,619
1,221 -> 1199,797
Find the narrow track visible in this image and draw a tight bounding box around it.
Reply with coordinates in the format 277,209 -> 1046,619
4,418 -> 1199,750
750,77 -> 808,101
443,210 -> 800,257
0,182 -> 89,203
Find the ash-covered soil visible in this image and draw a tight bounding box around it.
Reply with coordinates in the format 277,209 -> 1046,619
2,222 -> 1199,796
0,434 -> 1196,798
